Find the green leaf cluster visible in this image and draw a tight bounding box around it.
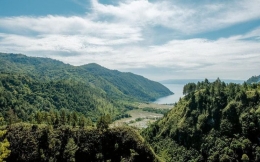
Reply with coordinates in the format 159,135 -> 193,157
0,123 -> 10,162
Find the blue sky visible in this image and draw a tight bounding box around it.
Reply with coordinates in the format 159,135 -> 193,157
0,0 -> 260,81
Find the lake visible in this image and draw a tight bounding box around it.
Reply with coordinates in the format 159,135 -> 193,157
154,84 -> 184,104
113,84 -> 184,128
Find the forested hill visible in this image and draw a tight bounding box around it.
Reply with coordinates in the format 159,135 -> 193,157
0,53 -> 172,101
83,63 -> 172,101
143,79 -> 260,161
247,75 -> 260,84
0,73 -> 125,122
0,53 -> 165,161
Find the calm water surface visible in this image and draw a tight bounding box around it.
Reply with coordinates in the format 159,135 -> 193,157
154,84 -> 184,104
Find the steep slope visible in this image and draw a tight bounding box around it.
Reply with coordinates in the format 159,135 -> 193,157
143,79 -> 260,161
83,63 -> 172,101
0,73 -> 125,122
0,53 -> 172,101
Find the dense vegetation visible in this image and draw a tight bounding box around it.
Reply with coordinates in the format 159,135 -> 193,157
247,75 -> 260,84
83,63 -> 172,101
3,123 -> 159,162
0,72 -> 127,122
0,53 -> 172,102
142,107 -> 169,115
0,53 -> 169,161
4,53 -> 260,161
143,79 -> 260,161
0,106 -> 160,161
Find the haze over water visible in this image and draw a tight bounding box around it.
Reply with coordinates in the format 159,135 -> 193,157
154,84 -> 184,104
154,79 -> 245,104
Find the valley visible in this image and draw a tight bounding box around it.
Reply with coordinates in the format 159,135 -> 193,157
0,1 -> 259,161
114,84 -> 184,129
113,83 -> 182,128
0,53 -> 260,162
113,103 -> 172,128
0,53 -> 173,162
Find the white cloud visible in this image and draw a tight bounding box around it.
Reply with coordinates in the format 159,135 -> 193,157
41,34 -> 260,80
0,33 -> 115,53
91,0 -> 260,34
0,15 -> 143,44
1,0 -> 259,41
0,32 -> 259,80
0,0 -> 260,80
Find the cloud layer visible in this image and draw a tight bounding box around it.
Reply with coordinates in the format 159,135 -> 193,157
0,0 -> 260,80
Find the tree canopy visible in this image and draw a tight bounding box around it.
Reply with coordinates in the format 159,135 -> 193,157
143,79 -> 260,162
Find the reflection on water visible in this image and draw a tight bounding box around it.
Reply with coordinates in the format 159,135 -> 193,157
154,84 -> 184,104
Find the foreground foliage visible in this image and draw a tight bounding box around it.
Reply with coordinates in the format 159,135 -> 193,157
0,121 -> 10,162
4,123 -> 159,162
143,79 -> 260,162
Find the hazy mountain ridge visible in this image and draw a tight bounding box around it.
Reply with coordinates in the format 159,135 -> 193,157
247,75 -> 260,84
160,79 -> 245,84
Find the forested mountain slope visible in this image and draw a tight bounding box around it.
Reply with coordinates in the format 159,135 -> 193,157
247,75 -> 260,84
0,53 -> 172,101
0,73 -> 126,122
83,63 -> 172,101
0,53 -> 166,161
143,79 -> 260,161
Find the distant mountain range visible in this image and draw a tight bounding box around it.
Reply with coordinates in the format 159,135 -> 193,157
160,79 -> 245,84
246,75 -> 260,84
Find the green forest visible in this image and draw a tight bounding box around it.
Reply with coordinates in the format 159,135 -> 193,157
0,72 -> 124,122
0,52 -> 173,123
143,79 -> 260,161
1,53 -> 260,162
0,53 -> 170,162
3,124 -> 159,162
0,53 -> 172,102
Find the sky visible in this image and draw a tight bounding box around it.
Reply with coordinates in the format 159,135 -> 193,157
0,0 -> 260,81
